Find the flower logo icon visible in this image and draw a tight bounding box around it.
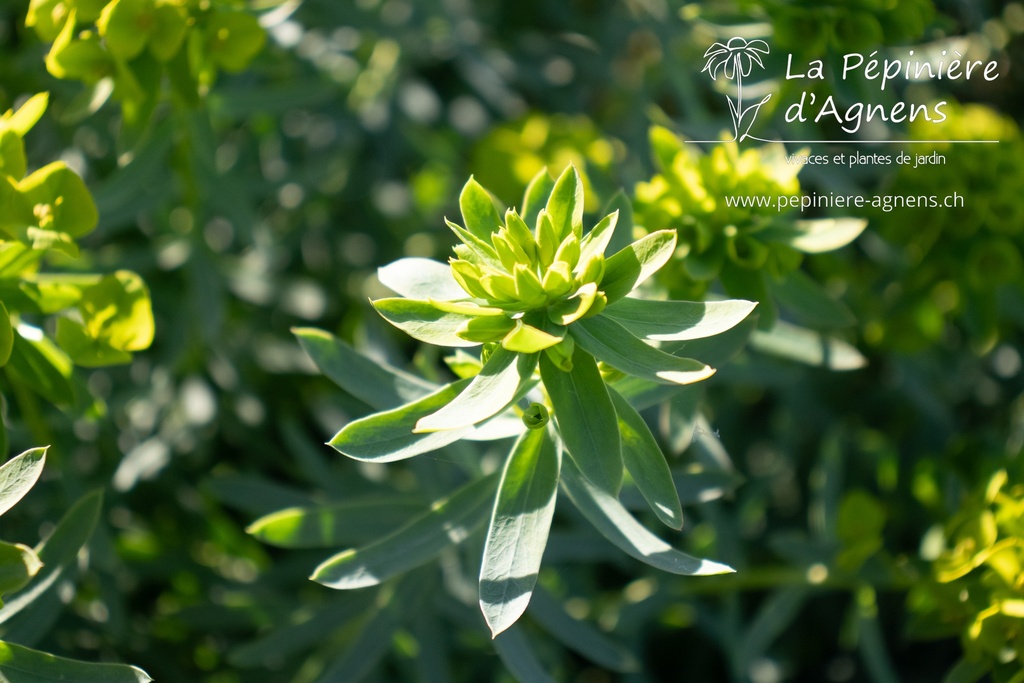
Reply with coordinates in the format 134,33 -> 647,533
702,37 -> 772,141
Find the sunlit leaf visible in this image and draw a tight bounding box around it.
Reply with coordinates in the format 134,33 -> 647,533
604,296 -> 756,341
545,165 -> 584,240
377,258 -> 467,301
0,302 -> 12,367
749,320 -> 867,370
415,348 -> 534,433
601,230 -> 677,303
247,498 -> 424,549
0,447 -> 46,517
5,332 -> 74,406
521,169 -> 554,230
373,298 -> 478,348
480,428 -> 560,637
0,641 -> 152,682
761,218 -> 867,253
560,460 -> 733,575
460,177 -> 503,241
330,379 -> 475,462
572,315 -> 714,385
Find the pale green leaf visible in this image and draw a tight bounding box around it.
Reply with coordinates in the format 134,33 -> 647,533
246,498 -> 424,548
560,460 -> 733,575
521,168 -> 554,230
311,474 -> 498,589
545,165 -> 584,240
761,218 -> 867,253
294,327 -> 436,409
603,297 -> 756,341
0,641 -> 152,682
372,298 -> 479,348
55,318 -> 132,367
4,93 -> 49,137
76,271 -> 154,351
608,387 -> 682,529
377,258 -> 467,301
480,428 -> 560,637
749,320 -> 867,370
0,447 -> 46,518
600,230 -> 677,303
415,348 -> 535,432
501,320 -> 563,353
572,316 -> 714,385
329,379 -> 475,462
578,210 -> 618,264
539,348 -> 622,494
17,162 -> 98,238
460,177 -> 504,240
0,542 -> 43,597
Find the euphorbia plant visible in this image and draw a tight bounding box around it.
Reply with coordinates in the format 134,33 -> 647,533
274,166 -> 757,638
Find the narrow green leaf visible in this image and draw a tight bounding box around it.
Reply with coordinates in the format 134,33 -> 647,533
311,474 -> 498,589
545,165 -> 584,240
415,348 -> 535,433
5,332 -> 74,406
4,93 -> 49,136
0,302 -> 12,367
0,447 -> 47,517
0,641 -> 152,682
769,270 -> 856,329
460,177 -> 504,240
539,348 -> 622,494
480,428 -> 561,637
603,297 -> 756,341
521,169 -> 554,230
293,327 -> 436,409
748,320 -> 867,371
761,218 -> 867,253
578,211 -> 619,264
601,230 -> 677,303
329,379 -> 475,462
0,490 -> 103,628
493,626 -> 560,683
247,498 -> 425,548
572,316 -> 715,385
372,298 -> 479,348
559,460 -> 733,575
608,387 -> 682,530
0,541 -> 43,597
528,587 -> 640,672
378,258 -> 467,301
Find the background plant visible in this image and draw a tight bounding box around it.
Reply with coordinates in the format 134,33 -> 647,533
1,0 -> 1022,681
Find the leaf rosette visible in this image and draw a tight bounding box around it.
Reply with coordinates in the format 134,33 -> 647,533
297,167 -> 760,637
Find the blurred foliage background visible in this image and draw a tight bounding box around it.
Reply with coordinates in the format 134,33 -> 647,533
1,0 -> 1023,681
